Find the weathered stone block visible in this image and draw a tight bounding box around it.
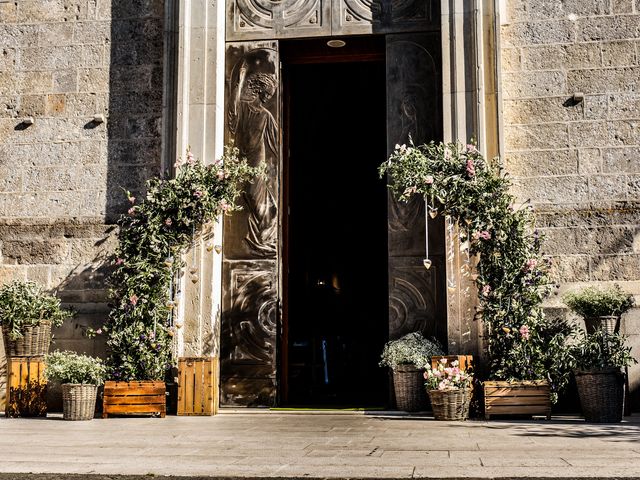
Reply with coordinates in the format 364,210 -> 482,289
583,95 -> 608,120
505,123 -> 569,150
0,2 -> 18,23
18,94 -> 46,116
2,240 -> 69,265
504,97 -> 582,124
589,174 -> 628,200
45,94 -> 66,116
53,69 -> 78,93
521,43 -> 601,70
77,68 -> 109,93
608,120 -> 640,146
601,40 -> 636,67
37,22 -> 74,46
18,71 -> 54,94
502,20 -> 575,46
73,21 -> 111,45
525,0 -> 610,19
0,47 -> 17,72
612,0 -> 634,13
568,121 -> 609,148
577,148 -> 602,174
505,150 -> 578,177
591,254 -> 640,280
568,67 -> 640,94
500,47 -> 521,72
547,254 -> 590,282
603,147 -> 640,173
511,175 -> 589,204
577,15 -> 640,42
608,93 -> 640,120
502,70 -> 566,98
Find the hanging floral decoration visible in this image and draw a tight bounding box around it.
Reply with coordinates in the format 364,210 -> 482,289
100,146 -> 263,382
379,141 -> 575,402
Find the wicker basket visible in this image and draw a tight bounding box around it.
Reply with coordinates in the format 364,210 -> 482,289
393,365 -> 427,412
428,388 -> 471,421
584,316 -> 619,335
62,383 -> 98,421
2,320 -> 52,357
575,369 -> 624,423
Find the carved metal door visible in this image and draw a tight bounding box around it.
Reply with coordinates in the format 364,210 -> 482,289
221,41 -> 281,406
386,33 -> 446,343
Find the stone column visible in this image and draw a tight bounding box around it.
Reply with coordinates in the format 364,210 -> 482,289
441,0 -> 502,359
169,0 -> 226,357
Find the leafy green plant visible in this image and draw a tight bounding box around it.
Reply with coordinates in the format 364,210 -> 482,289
103,146 -> 263,381
564,284 -> 634,318
379,141 -> 576,402
379,332 -> 444,371
570,329 -> 636,372
45,350 -> 107,385
0,281 -> 72,340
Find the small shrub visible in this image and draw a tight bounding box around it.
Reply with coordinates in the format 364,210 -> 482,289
379,332 -> 444,371
45,351 -> 107,385
564,284 -> 634,318
570,329 -> 636,372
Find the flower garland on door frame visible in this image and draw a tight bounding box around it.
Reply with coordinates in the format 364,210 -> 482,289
379,141 -> 575,402
97,146 -> 263,382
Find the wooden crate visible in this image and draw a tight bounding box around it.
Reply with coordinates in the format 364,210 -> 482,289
431,355 -> 474,372
102,381 -> 166,418
6,357 -> 47,418
177,357 -> 219,416
484,380 -> 551,420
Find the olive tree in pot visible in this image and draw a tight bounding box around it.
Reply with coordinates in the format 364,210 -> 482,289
380,332 -> 444,411
564,284 -> 634,335
0,281 -> 72,357
570,329 -> 636,423
45,351 -> 107,421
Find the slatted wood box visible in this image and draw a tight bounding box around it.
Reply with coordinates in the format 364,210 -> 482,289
178,357 -> 219,416
102,381 -> 166,418
484,380 -> 551,420
5,357 -> 47,418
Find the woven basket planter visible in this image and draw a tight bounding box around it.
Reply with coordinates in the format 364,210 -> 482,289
393,365 -> 427,412
575,369 -> 625,423
62,383 -> 98,421
2,320 -> 52,357
428,388 -> 471,421
584,316 -> 619,335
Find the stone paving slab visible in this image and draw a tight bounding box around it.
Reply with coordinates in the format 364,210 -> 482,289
1,411 -> 640,478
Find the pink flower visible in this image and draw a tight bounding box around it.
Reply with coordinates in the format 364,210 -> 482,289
128,207 -> 136,216
129,294 -> 139,306
216,170 -> 226,181
186,151 -> 195,164
425,175 -> 434,185
478,230 -> 491,240
466,143 -> 477,153
193,190 -> 204,198
466,159 -> 476,177
219,199 -> 230,212
519,325 -> 530,340
482,285 -> 492,296
165,218 -> 172,226
115,257 -> 124,266
525,258 -> 538,270
96,328 -> 102,335
443,147 -> 451,160
128,196 -> 136,204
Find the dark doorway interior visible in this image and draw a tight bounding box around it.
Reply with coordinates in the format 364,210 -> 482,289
283,48 -> 389,406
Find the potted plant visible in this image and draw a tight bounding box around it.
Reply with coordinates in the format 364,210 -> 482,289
45,350 -> 107,421
0,281 -> 72,357
570,328 -> 636,423
564,284 -> 634,335
379,332 -> 444,411
424,358 -> 473,420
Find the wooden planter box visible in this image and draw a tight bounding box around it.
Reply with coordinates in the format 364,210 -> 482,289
484,380 -> 551,420
5,357 -> 47,418
177,357 -> 219,416
102,381 -> 166,418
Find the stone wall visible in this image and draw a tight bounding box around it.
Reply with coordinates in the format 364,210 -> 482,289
0,0 -> 165,409
501,0 -> 640,404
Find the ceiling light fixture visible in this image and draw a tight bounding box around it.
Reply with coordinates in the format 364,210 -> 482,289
327,39 -> 346,48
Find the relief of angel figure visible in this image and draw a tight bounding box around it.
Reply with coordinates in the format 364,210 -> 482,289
228,60 -> 279,258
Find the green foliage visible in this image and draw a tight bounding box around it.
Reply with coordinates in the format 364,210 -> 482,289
105,146 -> 263,381
570,329 -> 637,372
563,284 -> 635,318
379,332 -> 444,371
0,280 -> 72,340
45,350 -> 107,385
379,141 -> 576,402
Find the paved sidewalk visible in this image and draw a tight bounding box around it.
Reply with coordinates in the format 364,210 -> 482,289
1,411 -> 639,478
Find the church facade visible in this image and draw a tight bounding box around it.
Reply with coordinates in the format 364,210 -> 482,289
0,0 -> 639,409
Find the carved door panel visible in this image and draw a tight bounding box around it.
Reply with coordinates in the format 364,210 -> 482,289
386,33 -> 446,344
332,0 -> 439,36
227,0 -> 331,41
221,41 -> 280,406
